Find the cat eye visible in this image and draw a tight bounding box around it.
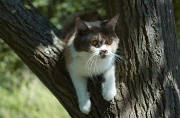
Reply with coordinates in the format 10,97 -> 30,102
107,39 -> 113,45
90,39 -> 98,46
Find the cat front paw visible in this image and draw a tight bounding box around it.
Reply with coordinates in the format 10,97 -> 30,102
79,99 -> 91,114
102,87 -> 116,101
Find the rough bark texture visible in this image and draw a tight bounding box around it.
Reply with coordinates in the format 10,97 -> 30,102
0,0 -> 180,118
104,0 -> 180,117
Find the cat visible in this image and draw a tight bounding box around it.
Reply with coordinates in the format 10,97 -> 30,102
64,15 -> 120,114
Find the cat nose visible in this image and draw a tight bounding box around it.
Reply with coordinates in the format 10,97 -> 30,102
101,49 -> 108,53
100,49 -> 108,58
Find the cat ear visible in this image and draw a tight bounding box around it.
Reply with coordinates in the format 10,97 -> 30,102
105,14 -> 119,31
75,18 -> 89,32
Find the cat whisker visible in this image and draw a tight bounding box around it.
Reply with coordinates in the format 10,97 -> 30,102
85,54 -> 101,84
88,55 -> 98,84
85,54 -> 95,78
110,53 -> 125,68
94,56 -> 101,76
89,55 -> 96,77
112,53 -> 125,62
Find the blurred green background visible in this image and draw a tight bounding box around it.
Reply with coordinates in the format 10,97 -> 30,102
0,0 -> 179,118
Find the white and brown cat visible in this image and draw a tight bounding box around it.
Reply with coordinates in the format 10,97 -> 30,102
64,15 -> 120,114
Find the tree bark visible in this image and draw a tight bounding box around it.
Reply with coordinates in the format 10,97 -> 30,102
0,0 -> 180,118
104,0 -> 180,117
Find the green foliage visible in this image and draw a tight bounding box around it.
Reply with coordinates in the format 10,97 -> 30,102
0,40 -> 25,91
0,70 -> 69,118
30,0 -> 104,29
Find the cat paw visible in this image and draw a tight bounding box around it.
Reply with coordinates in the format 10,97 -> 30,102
102,87 -> 116,101
79,99 -> 91,114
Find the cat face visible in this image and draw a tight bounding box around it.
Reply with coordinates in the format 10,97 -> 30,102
74,15 -> 119,59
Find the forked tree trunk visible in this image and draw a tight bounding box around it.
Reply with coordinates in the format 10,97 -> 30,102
0,0 -> 180,118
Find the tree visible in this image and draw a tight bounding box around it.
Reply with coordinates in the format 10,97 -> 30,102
0,0 -> 180,117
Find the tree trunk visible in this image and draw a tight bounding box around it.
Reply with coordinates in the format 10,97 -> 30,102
0,0 -> 180,118
104,0 -> 180,117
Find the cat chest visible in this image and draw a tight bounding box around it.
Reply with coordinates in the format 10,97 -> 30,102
69,56 -> 112,76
